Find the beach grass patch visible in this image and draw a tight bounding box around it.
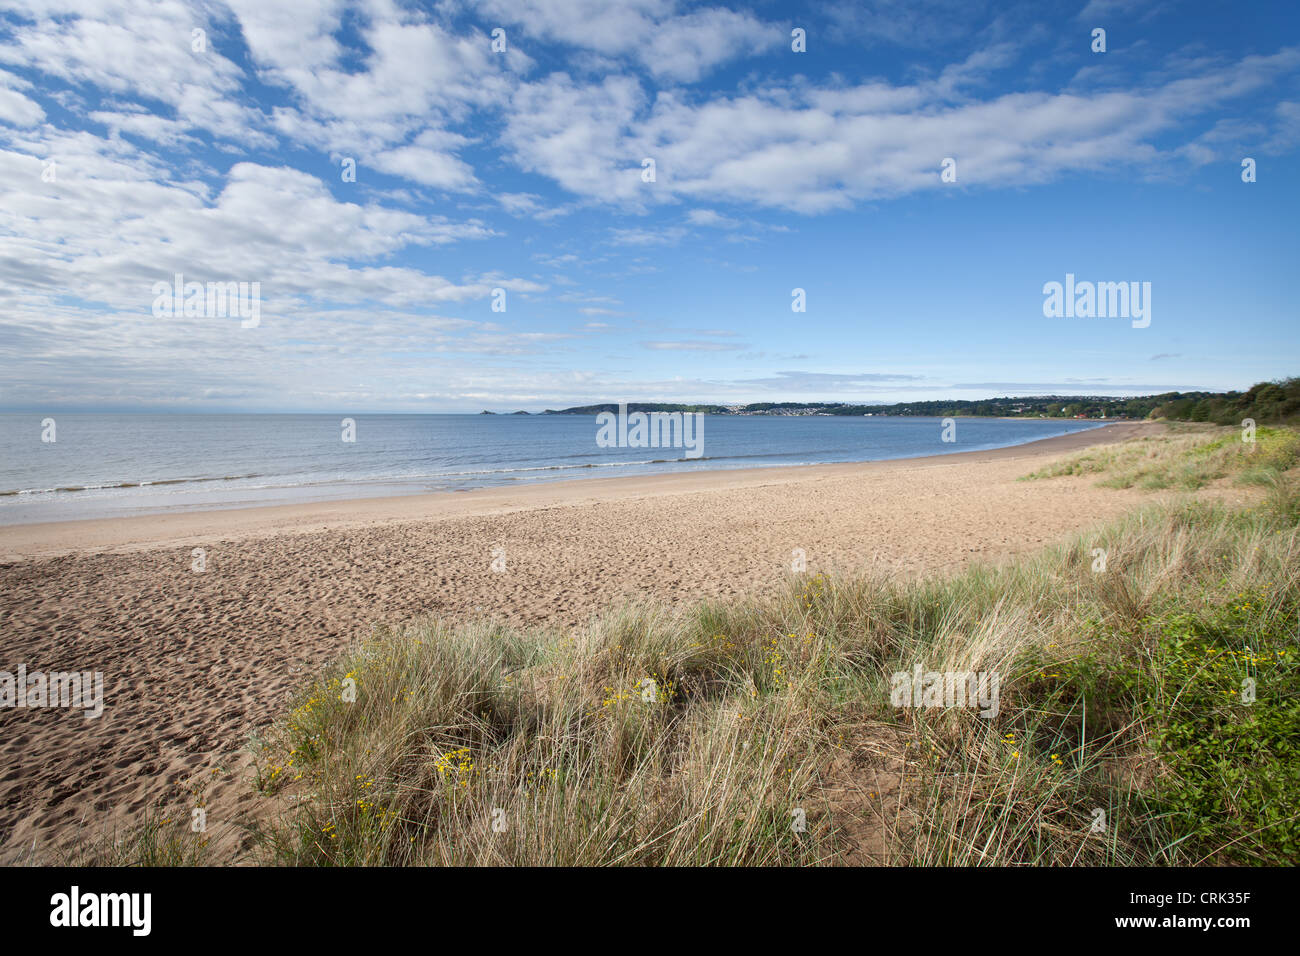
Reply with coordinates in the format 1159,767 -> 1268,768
230,481 -> 1300,866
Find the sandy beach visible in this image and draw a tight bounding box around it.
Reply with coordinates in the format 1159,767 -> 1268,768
0,422 -> 1168,859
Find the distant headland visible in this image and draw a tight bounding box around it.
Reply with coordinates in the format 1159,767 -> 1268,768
496,379 -> 1298,425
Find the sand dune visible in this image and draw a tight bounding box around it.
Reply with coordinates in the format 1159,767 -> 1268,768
0,423 -> 1178,859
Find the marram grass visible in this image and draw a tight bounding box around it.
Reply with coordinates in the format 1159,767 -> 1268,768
1023,422 -> 1299,491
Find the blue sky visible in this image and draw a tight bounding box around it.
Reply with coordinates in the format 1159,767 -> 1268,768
0,0 -> 1297,412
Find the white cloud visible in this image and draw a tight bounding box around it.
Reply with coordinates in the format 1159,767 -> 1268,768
609,226 -> 687,245
0,68 -> 44,125
0,0 -> 267,143
232,0 -> 528,183
88,107 -> 199,146
497,46 -> 1300,211
685,208 -> 741,227
367,130 -> 480,191
475,0 -> 779,82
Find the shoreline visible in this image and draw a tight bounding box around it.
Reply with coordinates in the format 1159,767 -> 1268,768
0,421 -> 1152,561
0,417 -> 1113,531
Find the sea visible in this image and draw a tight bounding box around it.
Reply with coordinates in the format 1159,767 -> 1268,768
0,413 -> 1108,525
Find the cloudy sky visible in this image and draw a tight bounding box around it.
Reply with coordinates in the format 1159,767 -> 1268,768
1,0 -> 1297,412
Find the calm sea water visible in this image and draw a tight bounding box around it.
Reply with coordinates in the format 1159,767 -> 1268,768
0,414 -> 1107,525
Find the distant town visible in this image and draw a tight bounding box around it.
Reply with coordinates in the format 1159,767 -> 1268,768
531,397 -> 1148,418
476,381 -> 1300,426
